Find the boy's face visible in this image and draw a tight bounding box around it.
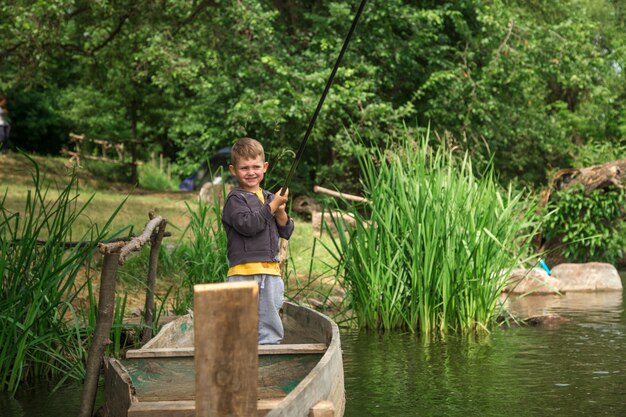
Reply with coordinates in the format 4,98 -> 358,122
229,155 -> 268,192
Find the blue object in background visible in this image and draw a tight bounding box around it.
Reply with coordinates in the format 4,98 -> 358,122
538,259 -> 551,276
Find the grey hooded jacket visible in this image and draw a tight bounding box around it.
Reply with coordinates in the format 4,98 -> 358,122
222,188 -> 294,267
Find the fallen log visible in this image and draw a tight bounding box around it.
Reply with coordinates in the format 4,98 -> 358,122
541,158 -> 626,206
537,158 -> 626,264
313,185 -> 369,203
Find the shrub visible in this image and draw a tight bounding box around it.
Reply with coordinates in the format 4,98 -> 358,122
543,184 -> 626,263
83,160 -> 132,183
138,162 -> 178,191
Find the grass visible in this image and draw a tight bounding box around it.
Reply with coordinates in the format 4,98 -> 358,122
1,153 -> 196,240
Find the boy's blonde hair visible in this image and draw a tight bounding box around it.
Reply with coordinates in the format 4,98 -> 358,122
231,137 -> 265,166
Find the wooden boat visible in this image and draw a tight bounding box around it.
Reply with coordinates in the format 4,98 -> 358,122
101,302 -> 344,417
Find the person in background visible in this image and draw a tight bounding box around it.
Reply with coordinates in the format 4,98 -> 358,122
0,96 -> 10,155
221,137 -> 294,344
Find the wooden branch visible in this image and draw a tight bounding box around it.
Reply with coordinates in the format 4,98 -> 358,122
142,220 -> 168,344
69,132 -> 85,142
79,252 -> 120,417
118,216 -> 164,264
92,139 -> 111,146
313,185 -> 369,203
89,14 -> 130,55
10,234 -> 169,250
98,241 -> 127,254
175,0 -> 217,34
0,41 -> 26,60
497,21 -> 515,55
114,143 -> 125,161
75,153 -> 123,163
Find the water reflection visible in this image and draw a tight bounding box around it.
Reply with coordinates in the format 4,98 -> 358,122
501,291 -> 623,323
342,283 -> 626,417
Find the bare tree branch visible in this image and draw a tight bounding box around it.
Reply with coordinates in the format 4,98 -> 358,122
88,14 -> 130,55
174,0 -> 217,35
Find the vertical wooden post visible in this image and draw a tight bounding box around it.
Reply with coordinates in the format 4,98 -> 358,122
194,282 -> 258,417
159,153 -> 164,171
141,220 -> 167,345
79,252 -> 120,417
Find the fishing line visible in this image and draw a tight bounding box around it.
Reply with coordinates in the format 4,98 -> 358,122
280,0 -> 368,195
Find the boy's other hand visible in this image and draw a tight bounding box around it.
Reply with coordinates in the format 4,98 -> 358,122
269,188 -> 289,217
274,188 -> 289,205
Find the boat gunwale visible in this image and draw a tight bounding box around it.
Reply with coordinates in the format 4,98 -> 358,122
265,302 -> 344,417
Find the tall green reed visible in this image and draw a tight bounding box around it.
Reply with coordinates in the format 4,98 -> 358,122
0,155 -> 123,393
323,135 -> 538,333
168,184 -> 229,313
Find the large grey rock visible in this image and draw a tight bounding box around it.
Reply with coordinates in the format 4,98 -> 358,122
551,262 -> 623,291
503,268 -> 564,294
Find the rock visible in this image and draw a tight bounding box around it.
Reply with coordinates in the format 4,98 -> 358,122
199,182 -> 232,205
503,268 -> 565,294
308,298 -> 325,309
551,262 -> 623,291
312,211 -> 359,237
293,195 -> 320,216
327,295 -> 344,306
127,307 -> 143,317
523,313 -> 570,327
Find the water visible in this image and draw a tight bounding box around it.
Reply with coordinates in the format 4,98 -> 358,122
342,286 -> 626,417
2,276 -> 625,416
0,381 -> 105,417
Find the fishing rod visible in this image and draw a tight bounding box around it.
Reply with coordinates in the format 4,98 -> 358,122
280,0 -> 368,195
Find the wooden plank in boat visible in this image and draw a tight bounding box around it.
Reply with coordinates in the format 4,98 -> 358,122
125,343 -> 327,358
128,401 -> 194,417
121,354 -> 322,402
126,399 -> 283,417
260,343 -> 327,355
310,400 -> 336,417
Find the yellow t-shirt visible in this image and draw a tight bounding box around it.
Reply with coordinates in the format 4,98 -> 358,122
227,189 -> 281,277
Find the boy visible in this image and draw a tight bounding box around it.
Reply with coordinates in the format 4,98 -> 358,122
221,137 -> 294,344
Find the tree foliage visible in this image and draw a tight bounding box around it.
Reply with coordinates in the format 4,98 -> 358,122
1,0 -> 625,190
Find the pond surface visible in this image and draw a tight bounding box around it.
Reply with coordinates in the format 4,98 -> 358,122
0,380 -> 105,417
342,277 -> 626,417
2,274 -> 625,416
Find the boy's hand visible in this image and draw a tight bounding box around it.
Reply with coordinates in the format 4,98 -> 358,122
269,188 -> 289,225
270,188 -> 289,210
